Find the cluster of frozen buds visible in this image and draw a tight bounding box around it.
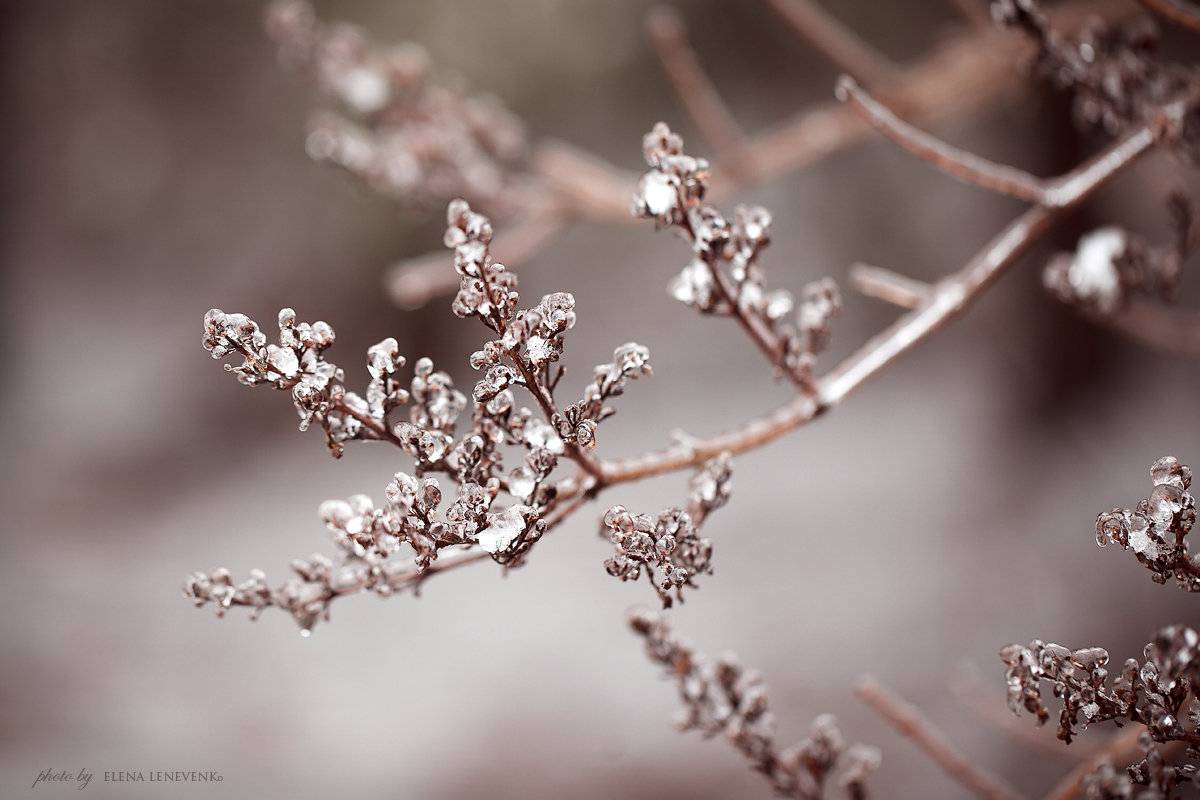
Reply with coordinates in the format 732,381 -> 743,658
602,454 -> 729,607
993,0 -> 1200,164
1043,222 -> 1189,315
1083,732 -> 1198,800
630,609 -> 881,799
1000,626 -> 1200,753
632,122 -> 841,387
1096,457 -> 1199,590
264,0 -> 529,212
203,307 -> 413,457
194,196 -> 665,631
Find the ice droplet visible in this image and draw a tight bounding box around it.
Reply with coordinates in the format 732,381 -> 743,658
508,466 -> 536,501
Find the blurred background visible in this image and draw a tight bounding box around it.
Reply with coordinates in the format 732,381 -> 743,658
3,0 -> 1199,797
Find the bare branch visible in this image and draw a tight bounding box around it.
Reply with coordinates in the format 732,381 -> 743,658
763,0 -> 899,87
598,126 -> 1154,486
857,677 -> 1029,800
849,263 -> 931,309
645,6 -> 748,164
836,75 -> 1048,203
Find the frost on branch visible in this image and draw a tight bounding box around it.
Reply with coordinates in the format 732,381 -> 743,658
1095,457 -> 1199,590
602,454 -> 729,607
1000,628 -> 1200,798
264,0 -> 528,212
632,122 -> 841,387
631,609 -> 880,800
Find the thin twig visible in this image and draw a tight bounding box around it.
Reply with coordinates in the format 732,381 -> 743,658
857,676 -> 1029,800
1136,0 -> 1200,34
837,75 -> 1049,203
849,263 -> 932,309
763,0 -> 899,87
645,6 -> 747,164
596,125 -> 1154,486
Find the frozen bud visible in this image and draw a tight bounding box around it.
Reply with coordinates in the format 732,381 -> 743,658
1150,456 -> 1191,489
414,357 -> 433,377
265,344 -> 300,378
367,337 -> 403,378
524,418 -> 564,454
632,171 -> 679,219
1071,647 -> 1109,670
475,505 -> 534,554
734,204 -> 772,245
641,122 -> 683,167
278,308 -> 297,328
670,259 -> 714,307
318,499 -> 353,529
1147,483 -> 1184,527
764,290 -> 794,321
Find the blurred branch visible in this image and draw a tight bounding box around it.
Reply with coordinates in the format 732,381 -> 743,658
857,677 -> 1029,800
385,0 -> 1138,307
850,263 -> 932,309
1038,726 -> 1146,800
645,6 -> 748,165
762,0 -> 899,87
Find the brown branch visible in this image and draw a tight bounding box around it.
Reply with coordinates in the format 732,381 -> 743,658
596,125 -> 1154,486
645,6 -> 748,164
849,263 -> 932,309
763,0 -> 899,87
836,75 -> 1049,203
1136,0 -> 1200,34
857,677 -> 1029,800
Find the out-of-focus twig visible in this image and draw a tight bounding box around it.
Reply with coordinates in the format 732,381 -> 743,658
849,263 -> 932,309
763,0 -> 899,87
858,677 -> 1029,800
645,6 -> 748,165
